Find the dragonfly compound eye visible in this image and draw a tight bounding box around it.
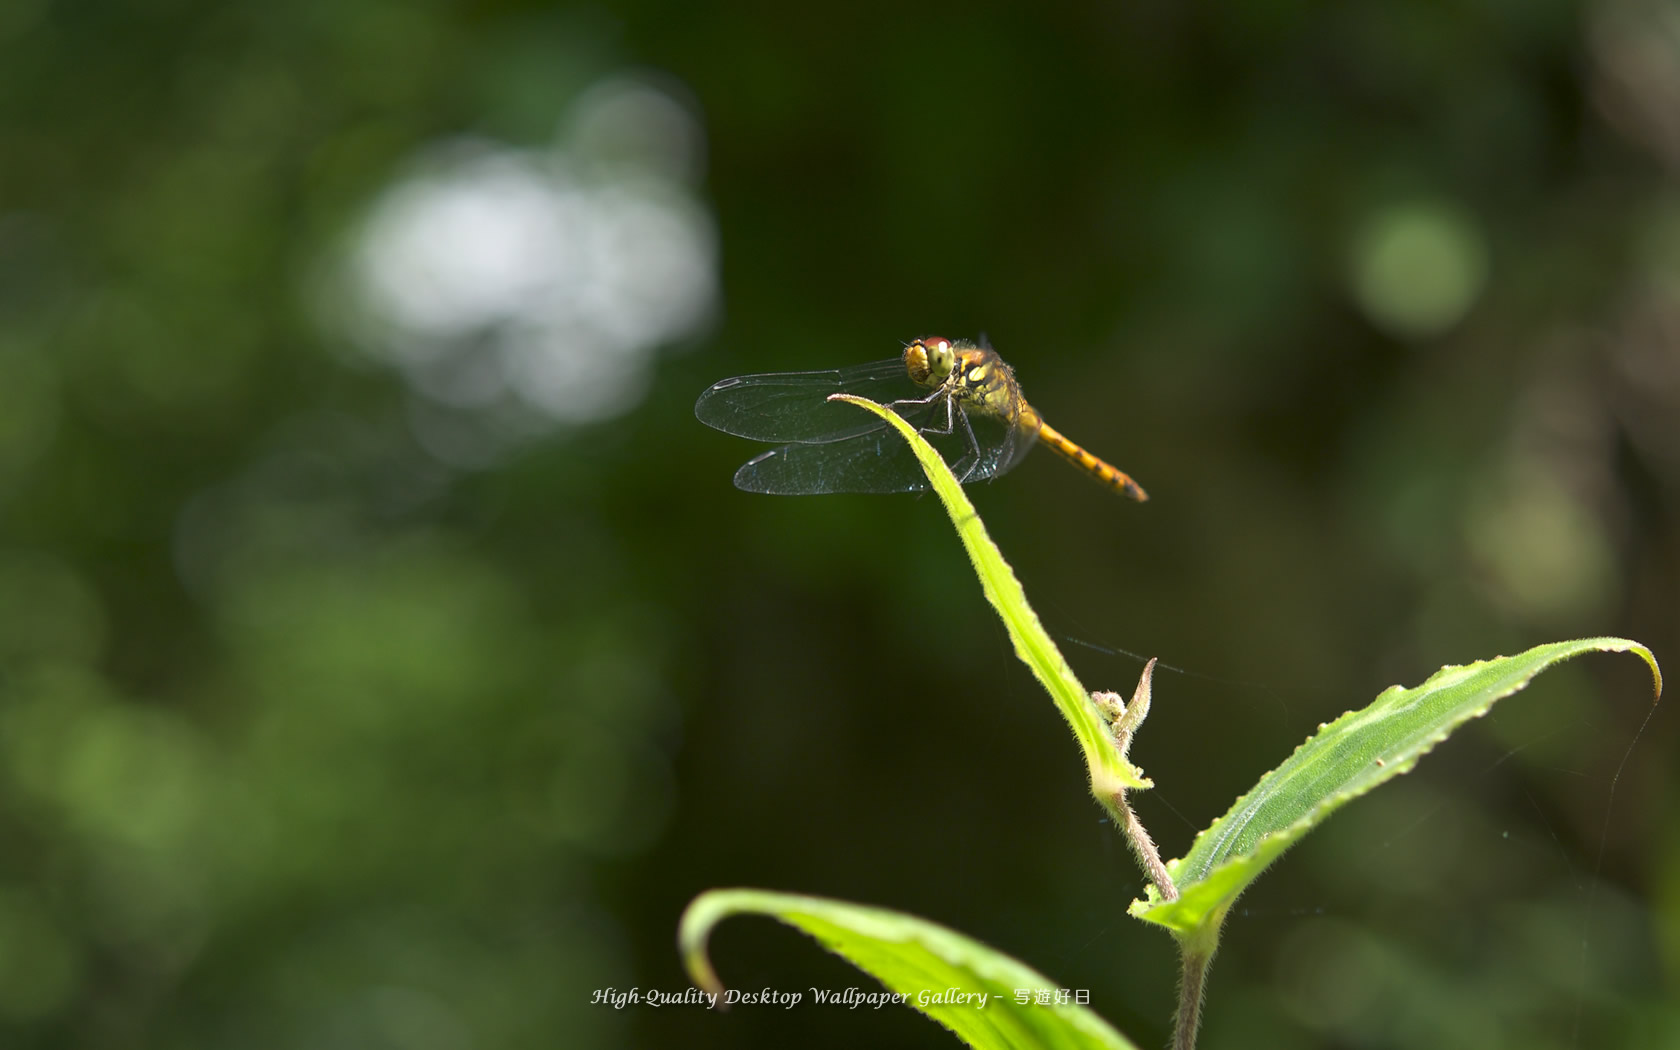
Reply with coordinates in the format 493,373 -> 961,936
904,337 -> 954,387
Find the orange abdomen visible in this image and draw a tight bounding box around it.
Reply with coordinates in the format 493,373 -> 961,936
1030,415 -> 1148,501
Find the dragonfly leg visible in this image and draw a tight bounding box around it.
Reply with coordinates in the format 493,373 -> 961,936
921,395 -> 957,437
885,391 -> 984,480
886,389 -> 950,425
886,390 -> 960,440
917,398 -> 984,482
953,400 -> 985,481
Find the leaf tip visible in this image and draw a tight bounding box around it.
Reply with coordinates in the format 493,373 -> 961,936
1637,647 -> 1663,702
677,893 -> 731,1008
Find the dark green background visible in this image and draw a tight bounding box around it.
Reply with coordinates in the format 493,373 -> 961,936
2,1 -> 1676,1047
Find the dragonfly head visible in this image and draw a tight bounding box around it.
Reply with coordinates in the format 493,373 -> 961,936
904,337 -> 956,388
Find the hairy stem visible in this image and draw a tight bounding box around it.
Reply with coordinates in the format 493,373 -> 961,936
1119,796 -> 1176,900
1173,941 -> 1214,1050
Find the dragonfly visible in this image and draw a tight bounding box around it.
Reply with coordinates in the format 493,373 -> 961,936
694,336 -> 1147,500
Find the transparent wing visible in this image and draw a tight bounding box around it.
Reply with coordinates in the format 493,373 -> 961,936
694,358 -> 916,443
733,400 -> 1040,495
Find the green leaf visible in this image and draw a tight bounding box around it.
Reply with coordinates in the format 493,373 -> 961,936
1131,637 -> 1662,936
680,888 -> 1138,1050
828,395 -> 1146,794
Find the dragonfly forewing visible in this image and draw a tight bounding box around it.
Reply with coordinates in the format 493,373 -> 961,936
693,358 -> 915,443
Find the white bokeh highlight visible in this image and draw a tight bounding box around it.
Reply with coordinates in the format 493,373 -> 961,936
341,76 -> 717,447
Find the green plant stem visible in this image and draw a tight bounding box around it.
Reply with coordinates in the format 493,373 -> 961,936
1116,795 -> 1176,901
1170,912 -> 1222,1050
1172,943 -> 1212,1050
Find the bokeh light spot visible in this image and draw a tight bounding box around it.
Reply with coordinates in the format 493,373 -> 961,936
1351,201 -> 1488,339
1274,919 -> 1386,1033
58,705 -> 213,852
1465,468 -> 1615,622
333,74 -> 717,458
569,74 -> 707,182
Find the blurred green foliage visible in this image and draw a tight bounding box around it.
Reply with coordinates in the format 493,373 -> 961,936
1,0 -> 1678,1047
